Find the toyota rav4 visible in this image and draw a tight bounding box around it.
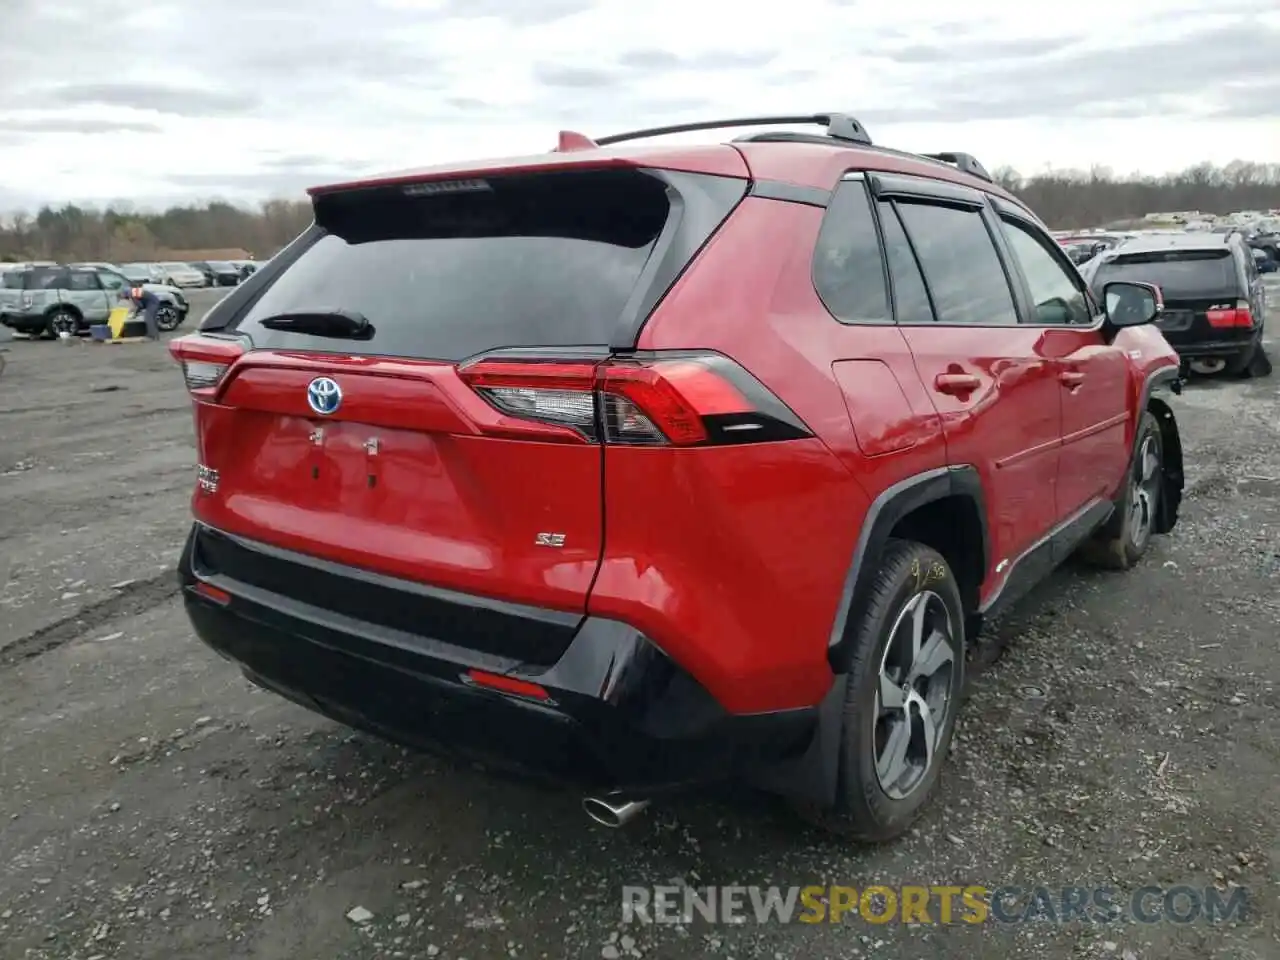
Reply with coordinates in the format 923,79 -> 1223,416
169,113 -> 1184,842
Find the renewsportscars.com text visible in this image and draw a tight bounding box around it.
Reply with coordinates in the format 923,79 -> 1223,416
621,884 -> 1250,926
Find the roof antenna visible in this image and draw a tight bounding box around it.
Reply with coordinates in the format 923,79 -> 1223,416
553,130 -> 598,152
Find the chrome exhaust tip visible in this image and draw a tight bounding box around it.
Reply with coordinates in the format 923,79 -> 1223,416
582,796 -> 651,828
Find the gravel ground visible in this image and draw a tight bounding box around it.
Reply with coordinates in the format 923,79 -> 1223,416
1,284 -> 1278,960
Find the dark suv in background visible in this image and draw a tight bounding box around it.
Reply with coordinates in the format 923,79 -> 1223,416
1082,232 -> 1269,377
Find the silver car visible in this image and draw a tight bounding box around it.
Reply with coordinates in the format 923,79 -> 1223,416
0,265 -> 189,337
157,261 -> 207,288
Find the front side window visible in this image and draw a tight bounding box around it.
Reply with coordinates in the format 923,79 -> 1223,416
894,202 -> 1019,326
999,217 -> 1093,325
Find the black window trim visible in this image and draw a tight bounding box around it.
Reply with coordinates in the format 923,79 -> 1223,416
866,171 -> 986,210
992,206 -> 1105,331
809,172 -> 894,327
872,194 -> 941,326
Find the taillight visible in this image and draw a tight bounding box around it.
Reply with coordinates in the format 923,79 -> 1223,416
458,351 -> 812,447
1206,301 -> 1255,328
168,334 -> 245,396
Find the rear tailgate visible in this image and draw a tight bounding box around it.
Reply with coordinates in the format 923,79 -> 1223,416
1090,248 -> 1249,345
0,267 -> 60,316
181,158 -> 748,662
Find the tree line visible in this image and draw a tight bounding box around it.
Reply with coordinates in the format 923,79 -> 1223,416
1,161 -> 1277,263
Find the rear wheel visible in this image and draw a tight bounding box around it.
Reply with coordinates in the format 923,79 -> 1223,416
796,539 -> 965,842
45,307 -> 78,339
1079,411 -> 1162,570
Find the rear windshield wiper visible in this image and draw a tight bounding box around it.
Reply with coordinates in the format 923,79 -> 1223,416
257,309 -> 374,340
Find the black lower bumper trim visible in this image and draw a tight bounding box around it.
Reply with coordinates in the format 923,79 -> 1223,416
179,524 -> 816,793
1169,336 -> 1258,359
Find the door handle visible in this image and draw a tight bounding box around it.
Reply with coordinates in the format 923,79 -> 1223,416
934,372 -> 981,395
1059,371 -> 1086,388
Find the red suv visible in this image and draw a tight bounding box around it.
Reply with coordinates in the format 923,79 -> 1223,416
170,114 -> 1185,842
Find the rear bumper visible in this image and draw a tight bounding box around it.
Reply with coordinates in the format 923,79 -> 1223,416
1168,334 -> 1259,359
1,311 -> 46,333
178,523 -> 816,794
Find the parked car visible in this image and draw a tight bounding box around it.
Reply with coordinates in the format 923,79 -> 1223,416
0,265 -> 189,337
158,262 -> 207,288
118,263 -> 158,285
228,259 -> 260,281
1246,231 -> 1280,264
1082,232 -> 1268,377
1252,248 -> 1277,274
168,112 -> 1184,841
198,261 -> 243,287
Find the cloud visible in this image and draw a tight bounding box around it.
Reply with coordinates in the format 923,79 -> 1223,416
885,36 -> 1079,64
41,83 -> 257,117
432,0 -> 595,26
532,64 -> 621,88
1206,81 -> 1280,120
0,0 -> 1276,208
615,48 -> 777,71
865,23 -> 1280,123
1,117 -> 163,134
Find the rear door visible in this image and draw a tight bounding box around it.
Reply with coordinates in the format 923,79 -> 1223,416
66,270 -> 111,322
194,166 -> 743,617
871,174 -> 1066,591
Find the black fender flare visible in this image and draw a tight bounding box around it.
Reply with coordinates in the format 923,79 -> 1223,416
826,464 -> 988,674
748,464 -> 989,809
1139,365 -> 1184,534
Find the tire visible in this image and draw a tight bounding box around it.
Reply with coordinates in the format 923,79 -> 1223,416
1224,341 -> 1258,378
45,307 -> 79,339
795,539 -> 966,842
1079,411 -> 1163,570
154,304 -> 181,332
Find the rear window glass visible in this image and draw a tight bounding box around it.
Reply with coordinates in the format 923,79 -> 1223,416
2,271 -> 25,289
235,169 -> 673,361
1091,250 -> 1238,298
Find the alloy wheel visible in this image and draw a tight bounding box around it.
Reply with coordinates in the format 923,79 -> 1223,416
155,305 -> 180,332
1127,434 -> 1161,551
874,590 -> 957,800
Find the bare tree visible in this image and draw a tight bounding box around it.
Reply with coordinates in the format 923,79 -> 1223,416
0,161 -> 1276,262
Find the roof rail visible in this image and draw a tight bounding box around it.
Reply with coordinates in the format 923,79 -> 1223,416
593,113 -> 873,147
920,152 -> 993,183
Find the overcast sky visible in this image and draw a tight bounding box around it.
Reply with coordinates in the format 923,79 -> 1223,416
2,0 -> 1277,210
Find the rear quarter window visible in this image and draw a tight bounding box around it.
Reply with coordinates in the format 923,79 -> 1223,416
233,169 -> 680,362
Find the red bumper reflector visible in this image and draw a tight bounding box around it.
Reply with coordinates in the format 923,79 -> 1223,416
194,582 -> 231,605
464,669 -> 550,701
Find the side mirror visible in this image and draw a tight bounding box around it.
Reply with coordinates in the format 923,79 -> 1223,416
1103,280 -> 1162,328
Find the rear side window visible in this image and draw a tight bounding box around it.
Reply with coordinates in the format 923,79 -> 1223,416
1,271 -> 24,290
235,169 -> 677,361
894,202 -> 1019,326
1090,249 -> 1238,299
812,180 -> 891,324
27,268 -> 67,290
